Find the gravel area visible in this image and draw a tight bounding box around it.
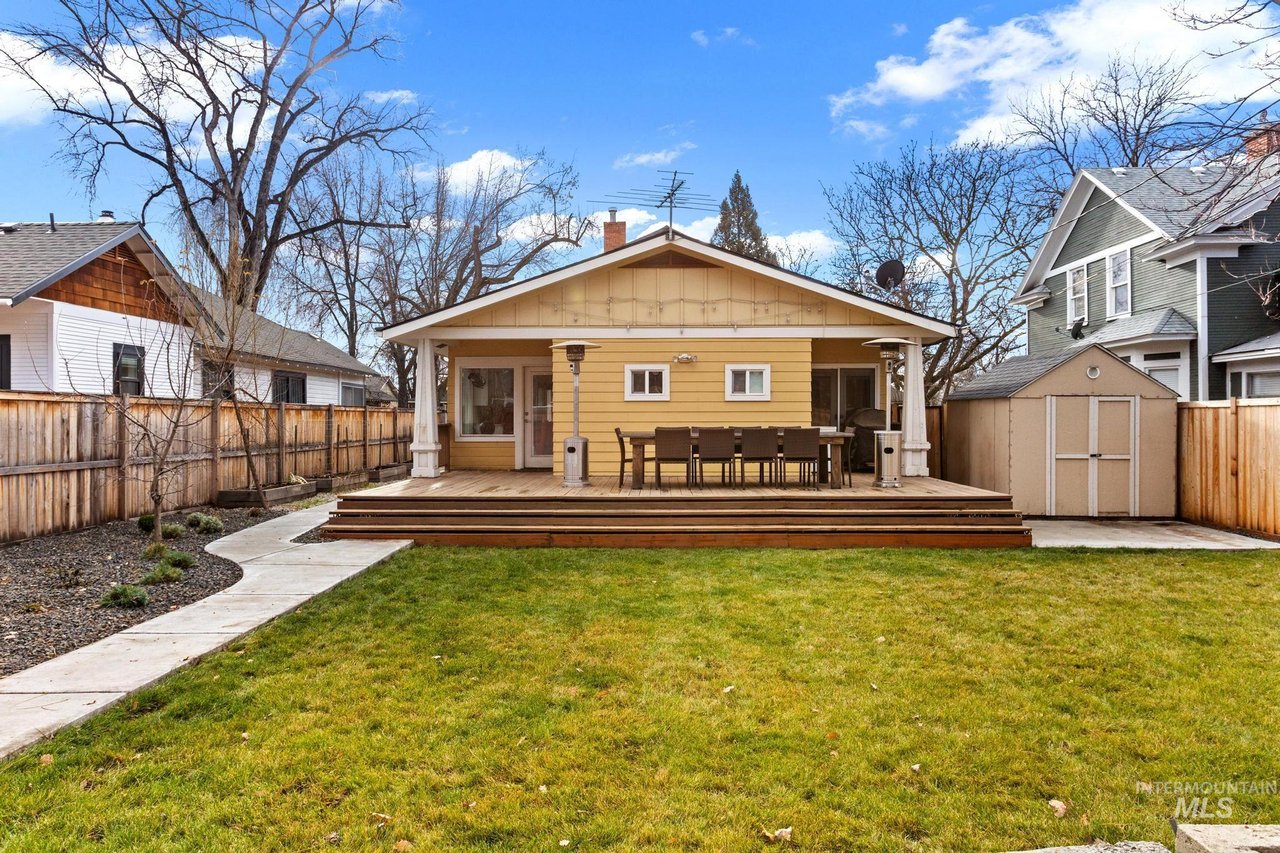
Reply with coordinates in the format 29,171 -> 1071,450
0,507 -> 284,676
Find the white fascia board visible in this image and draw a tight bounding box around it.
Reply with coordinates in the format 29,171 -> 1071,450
412,324 -> 949,343
380,233 -> 955,343
1212,347 -> 1280,364
1144,236 -> 1256,267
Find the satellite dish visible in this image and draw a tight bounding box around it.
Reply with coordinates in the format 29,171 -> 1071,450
1069,318 -> 1085,340
874,259 -> 906,290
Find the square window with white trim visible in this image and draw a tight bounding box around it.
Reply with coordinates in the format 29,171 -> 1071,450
1066,265 -> 1088,324
725,364 -> 771,401
1247,370 -> 1280,398
624,364 -> 669,401
1106,250 -> 1131,318
458,367 -> 515,436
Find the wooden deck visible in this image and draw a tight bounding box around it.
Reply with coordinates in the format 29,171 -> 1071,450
323,470 -> 1031,548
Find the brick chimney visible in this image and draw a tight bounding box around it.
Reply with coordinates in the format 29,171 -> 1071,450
603,208 -> 627,252
1245,111 -> 1280,161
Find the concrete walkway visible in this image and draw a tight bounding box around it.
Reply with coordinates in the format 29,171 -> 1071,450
0,502 -> 410,760
1030,518 -> 1280,549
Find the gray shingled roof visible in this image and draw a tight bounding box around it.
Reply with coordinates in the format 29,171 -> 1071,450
1083,166 -> 1276,237
1069,307 -> 1196,347
947,349 -> 1081,400
1215,327 -> 1280,358
0,220 -> 138,300
193,288 -> 377,376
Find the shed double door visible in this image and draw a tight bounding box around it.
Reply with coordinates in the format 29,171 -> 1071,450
1047,396 -> 1137,516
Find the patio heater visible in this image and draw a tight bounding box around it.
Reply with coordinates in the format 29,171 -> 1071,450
862,338 -> 912,488
550,340 -> 600,487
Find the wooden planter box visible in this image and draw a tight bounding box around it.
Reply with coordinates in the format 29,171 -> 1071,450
217,481 -> 317,508
368,463 -> 409,483
314,471 -> 369,492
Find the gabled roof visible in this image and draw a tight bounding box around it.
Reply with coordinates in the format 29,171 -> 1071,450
947,349 -> 1080,400
380,227 -> 956,343
1017,164 -> 1280,299
1068,307 -> 1196,348
193,288 -> 378,377
0,221 -> 141,302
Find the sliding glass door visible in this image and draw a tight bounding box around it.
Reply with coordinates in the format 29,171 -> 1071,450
811,367 -> 876,429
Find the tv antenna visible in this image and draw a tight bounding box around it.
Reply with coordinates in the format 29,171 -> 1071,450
589,170 -> 720,238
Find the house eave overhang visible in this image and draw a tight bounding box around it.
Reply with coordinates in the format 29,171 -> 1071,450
194,341 -> 378,377
380,230 -> 955,346
1212,346 -> 1280,364
5,224 -> 142,306
1088,331 -> 1197,349
1145,235 -> 1259,266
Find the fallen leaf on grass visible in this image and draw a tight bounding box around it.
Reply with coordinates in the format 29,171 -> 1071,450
1048,798 -> 1068,818
371,812 -> 393,828
911,764 -> 921,772
325,831 -> 341,845
393,841 -> 414,851
538,785 -> 548,793
39,754 -> 53,766
825,731 -> 839,740
723,685 -> 735,694
240,732 -> 249,742
874,636 -> 886,644
761,826 -> 793,843
870,683 -> 878,691
559,840 -> 571,847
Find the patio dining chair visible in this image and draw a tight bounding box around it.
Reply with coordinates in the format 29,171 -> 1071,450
739,427 -> 779,486
615,427 -> 635,489
695,427 -> 737,487
781,427 -> 821,488
653,427 -> 694,489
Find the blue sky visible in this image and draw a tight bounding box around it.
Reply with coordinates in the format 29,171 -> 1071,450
1,0 -> 1275,267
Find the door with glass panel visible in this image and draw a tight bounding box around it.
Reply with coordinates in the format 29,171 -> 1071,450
811,367 -> 877,429
524,369 -> 554,468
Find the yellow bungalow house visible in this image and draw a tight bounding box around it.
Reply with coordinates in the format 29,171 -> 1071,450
380,226 -> 954,482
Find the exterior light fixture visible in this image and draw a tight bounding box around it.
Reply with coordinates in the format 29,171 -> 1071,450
549,340 -> 601,487
672,353 -> 698,364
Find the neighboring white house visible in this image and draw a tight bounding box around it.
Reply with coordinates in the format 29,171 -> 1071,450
0,217 -> 380,402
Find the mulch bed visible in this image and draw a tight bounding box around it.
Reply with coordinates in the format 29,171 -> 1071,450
0,506 -> 284,677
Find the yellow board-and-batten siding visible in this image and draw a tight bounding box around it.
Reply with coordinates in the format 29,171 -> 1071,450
433,254 -> 898,473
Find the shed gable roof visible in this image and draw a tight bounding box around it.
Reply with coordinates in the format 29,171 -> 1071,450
947,344 -> 1173,400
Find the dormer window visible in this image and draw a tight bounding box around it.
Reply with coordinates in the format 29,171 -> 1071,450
1106,250 -> 1131,319
1067,265 -> 1088,325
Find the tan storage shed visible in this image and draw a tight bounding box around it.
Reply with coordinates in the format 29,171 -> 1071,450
945,344 -> 1178,517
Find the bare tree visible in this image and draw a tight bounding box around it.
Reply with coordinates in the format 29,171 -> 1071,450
360,152 -> 594,403
825,141 -> 1041,400
1010,53 -> 1206,217
0,0 -> 429,309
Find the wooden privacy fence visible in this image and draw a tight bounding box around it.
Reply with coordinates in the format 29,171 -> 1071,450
1179,399 -> 1280,539
0,391 -> 412,543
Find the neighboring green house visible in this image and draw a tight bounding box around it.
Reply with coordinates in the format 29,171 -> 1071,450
1013,143 -> 1280,401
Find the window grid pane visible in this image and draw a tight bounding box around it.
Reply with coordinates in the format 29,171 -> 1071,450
747,370 -> 764,395
647,370 -> 663,394
460,367 -> 514,435
731,370 -> 746,395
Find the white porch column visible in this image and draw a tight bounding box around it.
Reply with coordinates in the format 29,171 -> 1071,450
901,337 -> 931,477
410,337 -> 444,478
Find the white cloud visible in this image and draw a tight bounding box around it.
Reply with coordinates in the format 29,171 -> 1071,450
839,118 -> 889,140
768,229 -> 839,262
891,23 -> 909,37
436,148 -> 531,192
588,207 -> 659,231
637,214 -> 719,242
828,0 -> 1280,142
0,33 -> 81,125
364,88 -> 417,105
613,141 -> 697,169
690,27 -> 756,48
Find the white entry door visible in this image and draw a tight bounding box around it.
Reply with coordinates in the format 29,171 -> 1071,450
1048,396 -> 1137,516
523,369 -> 554,469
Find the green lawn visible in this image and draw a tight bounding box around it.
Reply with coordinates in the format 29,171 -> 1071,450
4,547 -> 1280,851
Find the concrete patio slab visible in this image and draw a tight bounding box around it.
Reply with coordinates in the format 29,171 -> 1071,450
1030,519 -> 1280,550
0,500 -> 411,760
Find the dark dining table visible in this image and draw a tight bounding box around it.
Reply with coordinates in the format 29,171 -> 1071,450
622,428 -> 854,489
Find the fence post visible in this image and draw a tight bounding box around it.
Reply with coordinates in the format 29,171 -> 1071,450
391,407 -> 399,464
277,400 -> 287,484
209,399 -> 221,505
1229,397 -> 1240,530
362,404 -> 370,470
116,394 -> 130,520
326,403 -> 336,474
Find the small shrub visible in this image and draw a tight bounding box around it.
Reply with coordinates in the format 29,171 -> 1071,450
142,542 -> 169,561
101,584 -> 149,608
160,522 -> 185,540
140,564 -> 184,585
186,512 -> 224,535
164,550 -> 197,569
137,514 -> 156,534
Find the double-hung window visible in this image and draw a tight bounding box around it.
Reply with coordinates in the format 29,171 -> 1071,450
341,382 -> 367,407
1066,265 -> 1088,325
1106,250 -> 1131,318
725,364 -> 770,401
624,364 -> 669,401
458,366 -> 515,436
112,344 -> 145,396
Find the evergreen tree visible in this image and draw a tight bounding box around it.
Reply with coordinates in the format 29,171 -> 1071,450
711,171 -> 778,264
